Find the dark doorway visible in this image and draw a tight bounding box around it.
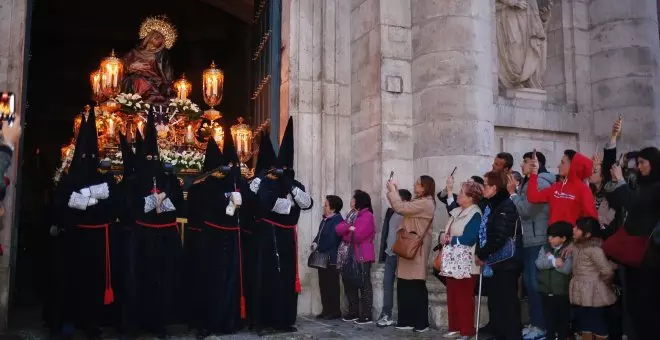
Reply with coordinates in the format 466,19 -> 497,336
12,0 -> 252,329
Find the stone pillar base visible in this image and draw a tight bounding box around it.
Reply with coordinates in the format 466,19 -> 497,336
504,88 -> 548,102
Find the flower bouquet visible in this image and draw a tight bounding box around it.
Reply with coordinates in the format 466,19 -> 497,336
114,93 -> 151,114
160,148 -> 205,171
168,98 -> 202,122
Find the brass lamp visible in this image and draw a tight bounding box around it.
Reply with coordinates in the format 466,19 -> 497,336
90,69 -> 106,104
174,73 -> 192,100
230,117 -> 253,164
202,61 -> 224,121
100,49 -> 124,98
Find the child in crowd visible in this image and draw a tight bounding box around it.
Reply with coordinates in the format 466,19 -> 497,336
536,222 -> 574,340
569,218 -> 616,340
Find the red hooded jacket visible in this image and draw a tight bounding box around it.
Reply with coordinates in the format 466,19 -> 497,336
527,152 -> 598,226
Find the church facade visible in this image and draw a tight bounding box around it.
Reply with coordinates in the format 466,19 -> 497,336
0,0 -> 659,330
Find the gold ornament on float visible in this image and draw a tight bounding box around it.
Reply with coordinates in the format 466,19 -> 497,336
230,117 -> 253,164
139,15 -> 178,49
90,69 -> 106,104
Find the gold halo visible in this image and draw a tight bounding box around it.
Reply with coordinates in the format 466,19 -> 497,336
139,15 -> 178,49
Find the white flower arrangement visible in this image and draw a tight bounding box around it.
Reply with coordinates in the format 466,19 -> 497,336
160,148 -> 205,170
114,93 -> 151,114
101,151 -> 124,165
168,98 -> 201,121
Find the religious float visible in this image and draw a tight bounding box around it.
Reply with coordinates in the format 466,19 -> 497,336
54,15 -> 267,191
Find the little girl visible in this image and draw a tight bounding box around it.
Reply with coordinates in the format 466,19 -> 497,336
569,217 -> 616,340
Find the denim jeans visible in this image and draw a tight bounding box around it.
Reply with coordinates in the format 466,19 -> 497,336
380,255 -> 397,317
522,245 -> 544,329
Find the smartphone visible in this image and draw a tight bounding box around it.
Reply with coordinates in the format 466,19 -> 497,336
450,167 -> 457,176
616,153 -> 625,166
0,92 -> 16,127
389,170 -> 394,180
533,148 -> 537,159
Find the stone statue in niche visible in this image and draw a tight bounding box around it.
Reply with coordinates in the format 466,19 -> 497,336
496,0 -> 554,90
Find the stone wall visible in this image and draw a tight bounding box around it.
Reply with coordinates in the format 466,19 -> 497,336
280,0 -> 352,316
0,0 -> 27,330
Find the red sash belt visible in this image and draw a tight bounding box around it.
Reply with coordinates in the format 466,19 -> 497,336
76,223 -> 114,305
257,218 -> 301,294
204,221 -> 246,319
135,220 -> 179,233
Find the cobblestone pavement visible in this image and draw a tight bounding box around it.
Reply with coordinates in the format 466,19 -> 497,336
8,317 -> 444,340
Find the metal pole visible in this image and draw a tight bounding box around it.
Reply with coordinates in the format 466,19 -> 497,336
475,271 -> 484,340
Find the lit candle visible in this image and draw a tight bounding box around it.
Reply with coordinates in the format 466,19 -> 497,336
93,73 -> 101,95
236,135 -> 242,154
212,75 -> 218,97
186,124 -> 194,144
107,118 -> 115,137
137,121 -> 144,137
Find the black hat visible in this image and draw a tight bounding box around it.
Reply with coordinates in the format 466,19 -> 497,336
119,132 -> 135,176
203,137 -> 224,172
277,117 -> 294,168
222,126 -> 240,165
547,221 -> 573,240
143,112 -> 159,157
69,110 -> 99,177
255,131 -> 277,173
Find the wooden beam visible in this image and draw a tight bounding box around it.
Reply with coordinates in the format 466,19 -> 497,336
198,0 -> 253,23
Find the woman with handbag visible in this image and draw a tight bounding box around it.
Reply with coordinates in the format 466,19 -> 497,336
335,190 -> 376,324
605,147 -> 660,339
438,181 -> 483,339
475,171 -> 523,340
309,195 -> 344,320
386,175 -> 436,333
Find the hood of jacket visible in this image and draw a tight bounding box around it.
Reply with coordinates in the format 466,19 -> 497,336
568,152 -> 593,182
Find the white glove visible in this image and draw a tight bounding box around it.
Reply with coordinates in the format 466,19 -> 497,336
291,186 -> 312,209
249,178 -> 261,194
88,183 -> 110,200
160,197 -> 176,213
226,201 -> 236,216
68,192 -> 90,210
231,191 -> 242,206
144,194 -> 158,213
271,197 -> 292,215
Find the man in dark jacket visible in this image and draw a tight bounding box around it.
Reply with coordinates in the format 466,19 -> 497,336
375,189 -> 411,327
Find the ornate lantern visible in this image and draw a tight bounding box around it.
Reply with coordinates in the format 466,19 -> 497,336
202,61 -> 224,120
174,73 -> 192,100
100,49 -> 124,98
230,117 -> 253,163
90,69 -> 106,104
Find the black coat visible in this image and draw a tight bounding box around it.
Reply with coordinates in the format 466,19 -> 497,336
476,190 -> 523,272
313,213 -> 343,265
378,208 -> 396,263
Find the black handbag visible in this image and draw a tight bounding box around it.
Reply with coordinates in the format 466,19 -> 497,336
341,233 -> 366,287
308,218 -> 330,269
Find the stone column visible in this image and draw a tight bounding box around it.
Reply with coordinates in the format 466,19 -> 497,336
0,0 -> 28,330
590,0 -> 660,149
411,0 -> 495,202
280,0 -> 352,316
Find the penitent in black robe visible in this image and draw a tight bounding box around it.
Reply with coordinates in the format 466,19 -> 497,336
123,172 -> 183,334
249,177 -> 313,331
54,172 -> 119,331
187,175 -> 249,334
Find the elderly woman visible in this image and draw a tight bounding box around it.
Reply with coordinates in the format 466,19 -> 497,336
439,181 -> 483,339
312,195 -> 344,320
386,175 -> 436,333
476,171 -> 523,340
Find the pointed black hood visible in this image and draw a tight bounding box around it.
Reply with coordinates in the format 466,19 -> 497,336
119,132 -> 135,176
137,112 -> 163,177
68,110 -> 99,182
143,112 -> 159,157
255,131 -> 276,174
135,127 -> 143,157
277,117 -> 294,168
203,137 -> 224,172
223,126 -> 240,165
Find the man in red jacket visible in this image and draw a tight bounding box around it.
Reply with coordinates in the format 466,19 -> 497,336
527,150 -> 597,225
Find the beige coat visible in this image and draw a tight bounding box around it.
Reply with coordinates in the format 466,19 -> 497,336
569,238 -> 616,307
442,204 -> 482,275
386,193 -> 435,280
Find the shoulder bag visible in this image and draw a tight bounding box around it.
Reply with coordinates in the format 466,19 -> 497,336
393,216 -> 434,260
341,232 -> 366,287
486,214 -> 520,266
439,211 -> 473,279
307,218 -> 330,269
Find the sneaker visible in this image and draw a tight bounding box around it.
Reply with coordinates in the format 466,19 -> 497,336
443,331 -> 461,338
376,315 -> 395,327
457,336 -> 473,340
354,317 -> 373,325
413,327 -> 429,333
342,314 -> 358,322
523,327 -> 545,340
395,324 -> 414,330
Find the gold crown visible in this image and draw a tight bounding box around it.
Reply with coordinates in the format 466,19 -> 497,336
139,15 -> 178,49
